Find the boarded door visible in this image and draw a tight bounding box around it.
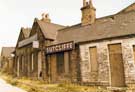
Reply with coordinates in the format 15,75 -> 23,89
50,54 -> 57,82
108,43 -> 125,87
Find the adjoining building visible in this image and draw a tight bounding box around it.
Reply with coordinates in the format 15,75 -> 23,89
13,27 -> 31,77
14,15 -> 65,79
0,47 -> 15,74
13,0 -> 135,88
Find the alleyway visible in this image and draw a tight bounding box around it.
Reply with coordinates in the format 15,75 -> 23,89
0,78 -> 27,92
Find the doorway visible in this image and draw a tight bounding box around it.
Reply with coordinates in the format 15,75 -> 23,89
108,43 -> 125,87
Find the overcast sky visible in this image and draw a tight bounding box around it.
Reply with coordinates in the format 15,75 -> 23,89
0,0 -> 135,51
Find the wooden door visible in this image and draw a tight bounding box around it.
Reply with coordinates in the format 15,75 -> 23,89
50,54 -> 57,83
108,43 -> 125,87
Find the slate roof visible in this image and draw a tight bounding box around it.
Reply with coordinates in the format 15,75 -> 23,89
118,2 -> 135,14
16,2 -> 135,46
1,47 -> 15,57
36,19 -> 65,40
54,3 -> 135,44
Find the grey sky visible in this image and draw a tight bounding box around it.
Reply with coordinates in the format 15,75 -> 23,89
0,0 -> 135,51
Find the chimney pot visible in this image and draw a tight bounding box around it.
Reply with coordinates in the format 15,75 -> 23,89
41,13 -> 51,23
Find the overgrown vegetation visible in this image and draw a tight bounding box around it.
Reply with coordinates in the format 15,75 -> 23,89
0,73 -> 130,92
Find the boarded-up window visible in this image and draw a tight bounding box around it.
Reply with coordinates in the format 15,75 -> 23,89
17,57 -> 20,76
31,54 -> 34,71
64,52 -> 70,74
56,52 -> 65,74
20,56 -> 22,72
46,55 -> 49,76
89,47 -> 98,72
22,56 -> 24,71
38,52 -> 42,78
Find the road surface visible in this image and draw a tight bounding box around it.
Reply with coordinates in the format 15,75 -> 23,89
0,78 -> 27,92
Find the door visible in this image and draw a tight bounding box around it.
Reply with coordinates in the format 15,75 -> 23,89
108,43 -> 125,87
50,54 -> 57,82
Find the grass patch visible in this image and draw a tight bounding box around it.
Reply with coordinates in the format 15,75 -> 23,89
0,73 -> 123,92
0,73 -> 105,92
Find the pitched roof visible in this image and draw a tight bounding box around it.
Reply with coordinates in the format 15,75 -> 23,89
118,3 -> 135,14
22,28 -> 31,38
1,47 -> 15,57
36,19 -> 65,40
55,9 -> 135,44
15,27 -> 31,48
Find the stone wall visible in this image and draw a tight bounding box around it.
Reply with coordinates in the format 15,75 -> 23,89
80,37 -> 135,86
70,47 -> 81,82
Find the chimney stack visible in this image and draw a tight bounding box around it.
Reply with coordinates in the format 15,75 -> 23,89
81,0 -> 96,26
41,13 -> 51,23
83,0 -> 87,7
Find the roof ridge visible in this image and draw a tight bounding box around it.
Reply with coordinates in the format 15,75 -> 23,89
58,23 -> 81,31
117,2 -> 135,14
2,47 -> 15,48
38,19 -> 65,27
58,2 -> 135,32
93,2 -> 135,21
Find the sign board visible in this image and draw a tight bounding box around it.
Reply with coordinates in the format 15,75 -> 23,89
33,41 -> 39,48
46,41 -> 74,54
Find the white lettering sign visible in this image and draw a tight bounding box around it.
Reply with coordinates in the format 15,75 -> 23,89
46,41 -> 74,54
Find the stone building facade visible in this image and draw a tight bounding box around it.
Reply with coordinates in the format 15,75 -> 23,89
46,42 -> 81,83
14,15 -> 65,80
80,37 -> 135,87
13,0 -> 135,88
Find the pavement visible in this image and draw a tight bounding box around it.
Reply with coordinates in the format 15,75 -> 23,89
0,78 -> 27,92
